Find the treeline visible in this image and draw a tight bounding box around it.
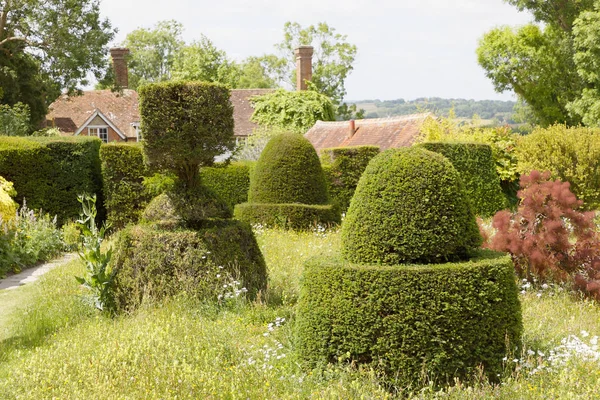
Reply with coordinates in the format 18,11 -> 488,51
354,98 -> 516,123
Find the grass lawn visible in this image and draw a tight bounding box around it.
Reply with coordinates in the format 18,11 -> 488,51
0,228 -> 599,399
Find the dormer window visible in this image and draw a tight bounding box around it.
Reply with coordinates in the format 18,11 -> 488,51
88,126 -> 109,143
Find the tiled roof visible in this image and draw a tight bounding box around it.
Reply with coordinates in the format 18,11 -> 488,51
304,113 -> 433,152
46,89 -> 139,138
46,88 -> 274,139
230,89 -> 275,137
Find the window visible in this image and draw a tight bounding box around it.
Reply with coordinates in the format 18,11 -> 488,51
88,127 -> 109,143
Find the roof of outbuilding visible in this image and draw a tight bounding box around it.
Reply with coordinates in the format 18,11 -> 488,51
304,113 -> 433,152
46,89 -> 140,138
230,89 -> 275,137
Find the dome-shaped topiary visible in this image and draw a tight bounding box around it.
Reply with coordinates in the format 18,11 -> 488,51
248,133 -> 329,205
342,147 -> 481,264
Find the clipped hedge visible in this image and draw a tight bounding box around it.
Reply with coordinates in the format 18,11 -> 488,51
249,133 -> 329,205
0,136 -> 103,224
296,251 -> 522,388
515,125 -> 600,210
234,202 -> 340,230
342,147 -> 481,265
100,143 -> 151,230
320,146 -> 380,212
111,220 -> 267,312
420,142 -> 506,217
201,163 -> 251,210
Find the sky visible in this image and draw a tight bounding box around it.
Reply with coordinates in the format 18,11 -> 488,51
100,0 -> 533,102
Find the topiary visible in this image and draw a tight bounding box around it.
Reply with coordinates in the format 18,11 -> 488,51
248,132 -> 329,205
342,147 -> 482,264
420,142 -> 507,217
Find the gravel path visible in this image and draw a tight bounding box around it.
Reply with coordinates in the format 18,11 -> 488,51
0,253 -> 77,291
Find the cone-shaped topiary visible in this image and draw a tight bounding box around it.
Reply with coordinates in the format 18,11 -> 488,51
342,147 -> 482,264
248,133 -> 329,205
235,133 -> 340,229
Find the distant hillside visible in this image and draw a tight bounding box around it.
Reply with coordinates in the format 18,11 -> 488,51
351,98 -> 516,124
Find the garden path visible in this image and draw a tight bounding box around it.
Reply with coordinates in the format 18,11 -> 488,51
0,253 -> 77,291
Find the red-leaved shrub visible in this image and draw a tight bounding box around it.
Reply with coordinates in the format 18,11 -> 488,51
488,170 -> 600,300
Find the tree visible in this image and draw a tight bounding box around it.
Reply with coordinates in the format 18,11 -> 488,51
474,1 -> 600,126
267,22 -> 361,119
236,56 -> 283,89
0,101 -> 30,135
0,0 -> 114,92
171,35 -> 240,87
122,20 -> 184,90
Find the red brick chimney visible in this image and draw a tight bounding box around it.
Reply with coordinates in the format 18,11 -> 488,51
110,47 -> 130,89
295,46 -> 313,91
348,119 -> 356,139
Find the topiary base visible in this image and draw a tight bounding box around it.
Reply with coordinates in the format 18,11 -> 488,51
111,220 -> 267,312
296,251 -> 522,389
233,202 -> 341,230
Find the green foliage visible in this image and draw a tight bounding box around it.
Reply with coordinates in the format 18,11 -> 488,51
0,0 -> 115,94
111,221 -> 267,312
296,251 -> 523,389
233,126 -> 288,161
420,142 -> 507,217
342,147 -> 481,265
248,133 -> 329,205
100,143 -> 151,230
0,136 -> 103,225
233,203 -> 340,230
200,163 -> 251,210
320,146 -> 380,212
0,103 -> 31,136
74,194 -> 115,314
172,35 -> 240,86
119,20 -> 184,90
250,89 -> 335,134
515,124 -> 600,209
236,56 -> 282,89
139,81 -> 235,183
0,176 -> 17,221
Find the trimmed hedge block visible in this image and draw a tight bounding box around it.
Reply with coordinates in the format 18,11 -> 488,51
201,163 -> 251,210
320,146 -> 380,212
296,251 -> 522,388
234,202 -> 340,230
0,136 -> 103,225
342,147 -> 481,265
249,133 -> 329,205
420,142 -> 506,217
111,220 -> 267,312
100,143 -> 151,230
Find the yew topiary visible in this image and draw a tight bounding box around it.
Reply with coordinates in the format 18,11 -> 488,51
342,147 -> 482,264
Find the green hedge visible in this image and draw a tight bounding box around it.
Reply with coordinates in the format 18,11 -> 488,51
296,251 -> 522,389
320,146 -> 380,212
249,133 -> 329,205
200,163 -> 251,210
234,202 -> 340,230
342,147 -> 481,265
111,221 -> 267,312
100,143 -> 151,230
420,142 -> 507,217
0,136 -> 103,225
515,125 -> 600,210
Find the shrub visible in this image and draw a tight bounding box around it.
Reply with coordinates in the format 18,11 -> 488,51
200,162 -> 251,210
488,170 -> 600,300
250,89 -> 335,134
111,221 -> 267,312
420,142 -> 506,217
342,147 -> 481,265
0,175 -> 17,221
515,125 -> 600,210
248,133 -> 329,205
100,143 -> 151,230
0,136 -> 103,225
233,203 -> 340,230
320,146 -> 380,212
296,251 -> 523,389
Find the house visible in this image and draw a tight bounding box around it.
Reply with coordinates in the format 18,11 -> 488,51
45,45 -> 319,143
304,113 -> 433,153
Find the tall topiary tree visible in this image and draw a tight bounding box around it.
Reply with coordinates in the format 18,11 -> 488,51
235,132 -> 340,229
139,81 -> 235,223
